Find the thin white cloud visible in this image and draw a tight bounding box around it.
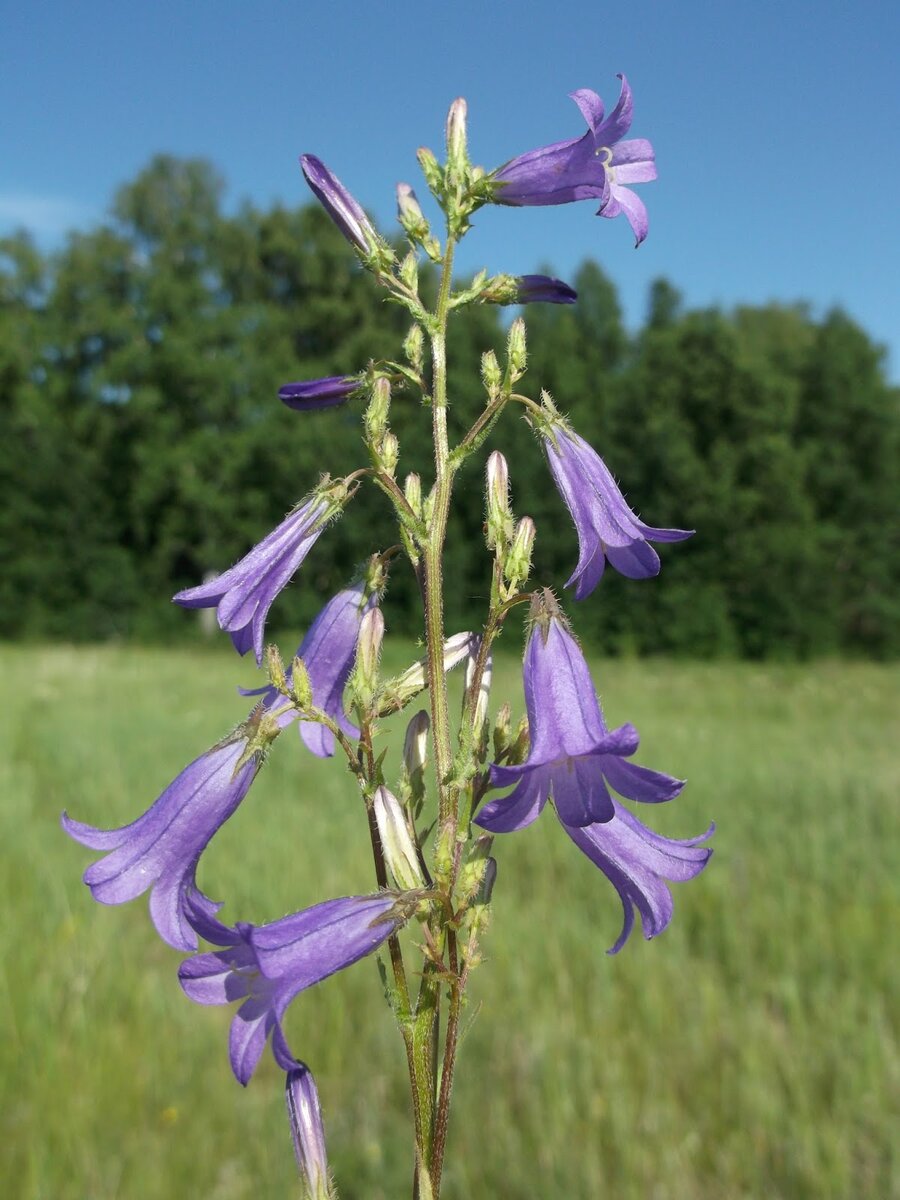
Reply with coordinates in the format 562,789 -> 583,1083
0,192 -> 94,240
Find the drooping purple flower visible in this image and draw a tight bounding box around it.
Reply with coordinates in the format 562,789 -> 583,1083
173,489 -> 340,664
562,802 -> 714,953
61,720 -> 277,952
301,154 -> 377,255
516,274 -> 577,305
286,1065 -> 332,1200
490,74 -> 657,245
542,419 -> 692,598
476,594 -> 684,833
178,892 -> 410,1085
278,375 -> 359,413
242,582 -> 375,758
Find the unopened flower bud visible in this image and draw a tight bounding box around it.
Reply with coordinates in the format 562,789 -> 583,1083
458,834 -> 493,901
364,377 -> 391,445
265,644 -> 287,693
399,250 -> 419,292
373,786 -> 425,891
417,146 -> 443,197
403,472 -> 423,516
396,182 -> 429,241
285,1066 -> 332,1200
504,516 -> 536,588
364,555 -> 387,599
468,638 -> 489,729
353,607 -> 384,701
508,714 -> 530,764
403,324 -> 425,371
380,431 -> 399,476
506,316 -> 527,379
493,701 -> 511,759
381,631 -> 476,713
481,349 -> 502,396
403,709 -> 430,780
485,451 -> 513,551
291,656 -> 313,710
445,97 -> 469,177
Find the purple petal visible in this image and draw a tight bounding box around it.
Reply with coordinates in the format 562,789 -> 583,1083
301,155 -> 375,254
251,893 -> 399,983
602,183 -> 650,247
279,375 -> 357,412
569,88 -> 605,132
551,756 -> 615,827
477,765 -> 550,833
593,74 -> 634,146
64,740 -> 259,951
284,583 -> 372,758
173,499 -> 329,664
600,757 -> 685,804
562,801 -> 713,953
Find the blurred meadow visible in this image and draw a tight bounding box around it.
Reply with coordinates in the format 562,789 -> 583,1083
3,640 -> 898,1199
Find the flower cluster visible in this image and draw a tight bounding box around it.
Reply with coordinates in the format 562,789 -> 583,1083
63,74 -> 711,1199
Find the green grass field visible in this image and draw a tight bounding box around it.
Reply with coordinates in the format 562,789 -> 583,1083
2,643 -> 898,1199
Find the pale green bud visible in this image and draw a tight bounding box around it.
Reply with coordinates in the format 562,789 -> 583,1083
422,235 -> 443,263
353,607 -> 384,702
396,182 -> 429,241
417,146 -> 443,197
493,701 -> 512,759
458,834 -> 494,902
445,97 -> 468,178
373,785 -> 425,891
465,645 -> 492,737
265,644 -> 287,693
403,709 -> 430,779
364,554 -> 387,599
485,451 -> 512,551
403,324 -> 425,371
364,377 -> 391,445
291,656 -> 313,710
400,472 -> 423,564
399,250 -> 419,293
481,349 -> 502,396
504,516 -> 536,589
403,472 -> 423,516
506,316 -> 527,379
380,431 -> 399,476
508,714 -> 530,765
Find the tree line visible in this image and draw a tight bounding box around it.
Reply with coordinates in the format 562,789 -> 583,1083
1,156 -> 897,658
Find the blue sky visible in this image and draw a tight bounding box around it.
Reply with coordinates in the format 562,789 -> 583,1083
2,0 -> 898,379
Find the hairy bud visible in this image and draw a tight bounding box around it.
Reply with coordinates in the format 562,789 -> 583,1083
364,377 -> 391,445
504,516 -> 536,590
506,316 -> 527,380
485,451 -> 513,551
396,182 -> 429,242
481,349 -> 502,397
373,786 -> 425,891
445,97 -> 468,178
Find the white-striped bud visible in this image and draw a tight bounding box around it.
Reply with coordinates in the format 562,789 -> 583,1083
374,786 -> 425,890
485,451 -> 512,551
465,642 -> 491,735
504,516 -> 536,589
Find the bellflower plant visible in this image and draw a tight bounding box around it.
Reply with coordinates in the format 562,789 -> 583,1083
64,75 -> 712,1199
